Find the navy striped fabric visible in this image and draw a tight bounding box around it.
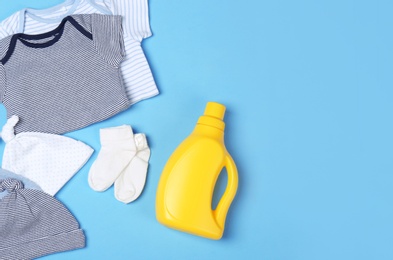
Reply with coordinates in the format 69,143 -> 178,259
0,178 -> 85,259
0,14 -> 130,135
0,0 -> 159,105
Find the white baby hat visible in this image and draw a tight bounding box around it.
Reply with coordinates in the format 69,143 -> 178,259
1,115 -> 94,196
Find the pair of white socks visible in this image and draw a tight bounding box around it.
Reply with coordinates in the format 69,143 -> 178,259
88,125 -> 150,203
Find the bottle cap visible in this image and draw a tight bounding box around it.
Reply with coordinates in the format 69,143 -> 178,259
204,102 -> 226,120
197,102 -> 226,131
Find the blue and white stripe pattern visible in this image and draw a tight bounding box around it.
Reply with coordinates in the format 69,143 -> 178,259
0,14 -> 130,135
0,0 -> 159,105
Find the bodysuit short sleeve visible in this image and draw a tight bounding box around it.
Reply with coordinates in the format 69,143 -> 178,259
0,24 -> 9,40
0,13 -> 20,40
90,14 -> 125,68
98,0 -> 152,42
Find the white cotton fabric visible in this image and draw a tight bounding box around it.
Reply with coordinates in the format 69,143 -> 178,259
88,125 -> 136,192
114,133 -> 150,203
1,115 -> 94,196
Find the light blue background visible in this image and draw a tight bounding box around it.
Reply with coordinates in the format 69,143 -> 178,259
1,0 -> 393,259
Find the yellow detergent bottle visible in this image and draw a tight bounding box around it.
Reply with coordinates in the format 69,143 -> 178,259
156,102 -> 238,240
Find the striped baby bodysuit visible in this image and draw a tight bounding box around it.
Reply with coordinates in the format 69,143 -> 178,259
0,0 -> 158,105
0,14 -> 129,134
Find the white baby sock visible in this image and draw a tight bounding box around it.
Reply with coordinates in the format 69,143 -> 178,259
88,125 -> 136,192
114,133 -> 150,203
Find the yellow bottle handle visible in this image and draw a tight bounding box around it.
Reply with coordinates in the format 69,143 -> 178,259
213,153 -> 238,229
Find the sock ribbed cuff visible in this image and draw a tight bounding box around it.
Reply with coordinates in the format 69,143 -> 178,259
99,125 -> 134,143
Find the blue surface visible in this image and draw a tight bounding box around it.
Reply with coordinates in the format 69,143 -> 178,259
1,0 -> 393,259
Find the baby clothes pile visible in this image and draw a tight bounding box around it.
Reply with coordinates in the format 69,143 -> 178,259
0,0 -> 156,258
